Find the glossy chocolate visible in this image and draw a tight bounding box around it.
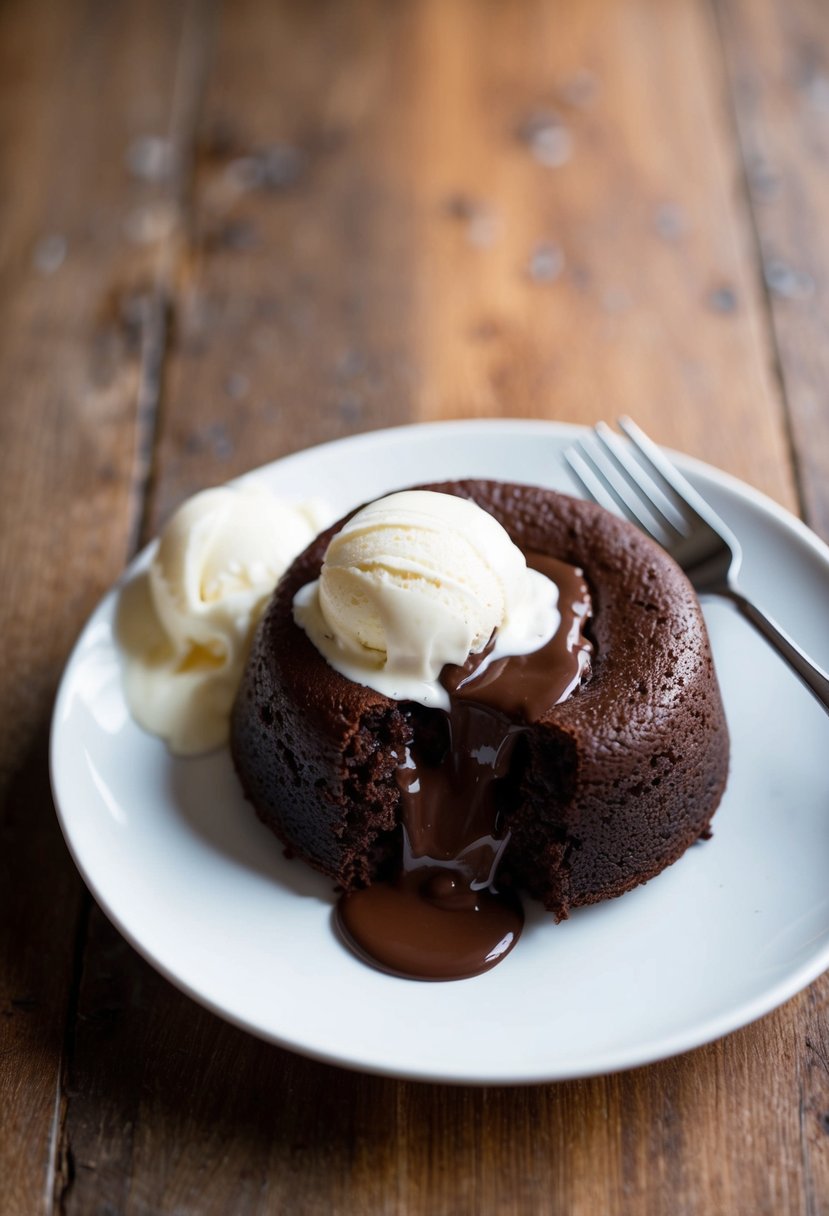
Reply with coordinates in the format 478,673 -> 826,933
335,555 -> 593,981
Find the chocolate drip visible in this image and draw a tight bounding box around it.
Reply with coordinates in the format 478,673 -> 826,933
444,556 -> 593,720
336,555 -> 592,981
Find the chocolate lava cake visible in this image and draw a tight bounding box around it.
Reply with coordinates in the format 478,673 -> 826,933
230,481 -> 729,920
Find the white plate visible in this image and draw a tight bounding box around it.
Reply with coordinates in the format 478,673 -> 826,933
50,420 -> 829,1084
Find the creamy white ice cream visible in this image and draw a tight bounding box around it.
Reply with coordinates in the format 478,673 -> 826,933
293,490 -> 560,708
120,483 -> 329,754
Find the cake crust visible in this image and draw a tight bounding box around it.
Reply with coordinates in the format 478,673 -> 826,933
231,481 -> 729,919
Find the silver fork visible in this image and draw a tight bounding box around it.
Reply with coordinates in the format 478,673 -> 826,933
565,417 -> 829,712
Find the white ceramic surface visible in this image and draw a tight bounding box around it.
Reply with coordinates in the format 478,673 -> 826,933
50,421 -> 829,1085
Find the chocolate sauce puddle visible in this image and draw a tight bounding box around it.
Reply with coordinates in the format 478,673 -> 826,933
336,555 -> 592,981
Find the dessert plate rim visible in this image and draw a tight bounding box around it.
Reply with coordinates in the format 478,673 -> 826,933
50,419 -> 829,1085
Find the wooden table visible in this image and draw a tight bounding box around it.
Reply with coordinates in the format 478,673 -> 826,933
2,0 -> 828,1211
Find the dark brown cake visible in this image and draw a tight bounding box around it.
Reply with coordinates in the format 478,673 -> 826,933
230,480 -> 729,920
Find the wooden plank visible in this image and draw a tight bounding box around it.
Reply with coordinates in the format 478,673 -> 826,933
715,0 -> 829,542
402,0 -> 798,499
0,1 -> 193,1211
148,0 -> 799,533
150,0 -> 421,529
65,908 -> 819,1216
59,0 -> 821,1214
712,5 -> 829,1199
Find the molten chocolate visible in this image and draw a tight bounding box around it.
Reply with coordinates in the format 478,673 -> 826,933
336,555 -> 593,980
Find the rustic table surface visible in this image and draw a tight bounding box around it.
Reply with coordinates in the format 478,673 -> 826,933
2,0 -> 829,1212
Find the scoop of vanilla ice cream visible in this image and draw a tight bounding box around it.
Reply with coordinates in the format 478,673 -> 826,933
319,492 -> 523,670
120,483 -> 330,754
151,485 -> 325,659
293,490 -> 560,708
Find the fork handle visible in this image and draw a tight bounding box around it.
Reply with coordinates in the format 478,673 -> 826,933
726,587 -> 829,712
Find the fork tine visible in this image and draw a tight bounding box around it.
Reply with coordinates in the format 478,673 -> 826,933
617,417 -> 721,532
567,437 -> 673,544
563,446 -> 622,515
583,435 -> 674,542
594,422 -> 690,536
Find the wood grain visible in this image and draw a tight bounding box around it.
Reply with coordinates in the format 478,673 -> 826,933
148,0 -> 801,533
63,915 -> 827,1216
57,2 -> 827,1215
715,0 -> 829,542
404,0 -> 795,507
1,0 -> 827,1212
0,1 -> 192,1211
151,0 -> 420,530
